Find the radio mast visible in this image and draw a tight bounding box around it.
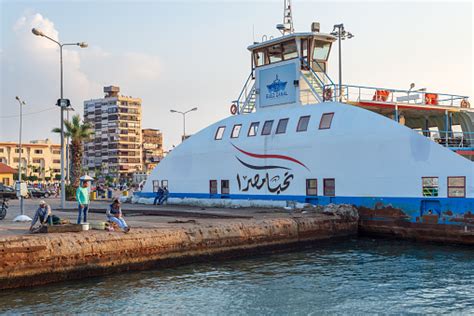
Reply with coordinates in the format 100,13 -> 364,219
276,0 -> 294,35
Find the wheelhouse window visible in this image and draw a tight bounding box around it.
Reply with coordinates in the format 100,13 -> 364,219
253,49 -> 266,67
448,176 -> 465,198
215,126 -> 225,140
221,180 -> 230,195
319,113 -> 334,130
306,179 -> 317,196
261,120 -> 274,135
253,40 -> 298,67
248,122 -> 260,137
268,44 -> 282,63
282,40 -> 298,60
297,116 -> 310,132
210,180 -> 218,194
323,178 -> 335,196
422,177 -> 439,197
301,39 -> 308,60
161,180 -> 168,189
231,124 -> 242,138
276,118 -> 289,134
313,41 -> 331,61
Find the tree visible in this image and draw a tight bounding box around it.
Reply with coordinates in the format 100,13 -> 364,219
52,114 -> 93,187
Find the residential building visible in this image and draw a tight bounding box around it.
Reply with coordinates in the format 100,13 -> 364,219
84,86 -> 142,181
0,162 -> 16,185
0,139 -> 61,181
142,128 -> 164,173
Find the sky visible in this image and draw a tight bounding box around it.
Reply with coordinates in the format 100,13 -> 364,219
0,0 -> 472,150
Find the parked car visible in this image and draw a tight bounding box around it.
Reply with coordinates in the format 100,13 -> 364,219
27,187 -> 51,198
0,184 -> 17,199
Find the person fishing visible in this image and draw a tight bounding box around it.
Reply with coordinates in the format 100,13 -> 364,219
29,200 -> 59,232
76,180 -> 90,224
106,199 -> 130,233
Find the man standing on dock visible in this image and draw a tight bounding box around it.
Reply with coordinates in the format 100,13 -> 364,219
76,181 -> 90,224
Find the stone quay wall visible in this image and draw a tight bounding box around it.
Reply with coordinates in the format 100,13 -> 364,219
0,212 -> 357,290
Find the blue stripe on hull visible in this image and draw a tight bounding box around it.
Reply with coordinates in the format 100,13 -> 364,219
136,192 -> 474,226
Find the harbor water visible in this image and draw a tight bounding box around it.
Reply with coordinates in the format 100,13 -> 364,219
1,238 -> 473,314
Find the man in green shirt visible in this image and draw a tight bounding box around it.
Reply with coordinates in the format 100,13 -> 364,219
76,181 -> 90,224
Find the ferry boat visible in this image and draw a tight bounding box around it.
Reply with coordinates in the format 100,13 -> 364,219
139,2 -> 474,243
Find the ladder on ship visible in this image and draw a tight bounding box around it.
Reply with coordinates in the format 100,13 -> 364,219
234,72 -> 257,114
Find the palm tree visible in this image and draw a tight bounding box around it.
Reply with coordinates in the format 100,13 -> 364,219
52,114 -> 93,187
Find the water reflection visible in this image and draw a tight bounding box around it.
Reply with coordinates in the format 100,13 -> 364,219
1,238 -> 473,314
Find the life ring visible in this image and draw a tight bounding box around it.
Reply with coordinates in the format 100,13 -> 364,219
460,99 -> 470,108
230,104 -> 238,115
323,88 -> 333,101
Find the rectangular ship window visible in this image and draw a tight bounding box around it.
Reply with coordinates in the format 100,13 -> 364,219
319,113 -> 334,130
297,116 -> 310,132
306,179 -> 317,196
210,180 -> 218,195
276,118 -> 289,134
323,178 -> 335,196
221,180 -> 230,195
231,124 -> 242,138
448,176 -> 465,198
248,122 -> 260,137
152,180 -> 160,193
261,120 -> 274,135
422,177 -> 439,197
215,126 -> 225,140
161,180 -> 168,189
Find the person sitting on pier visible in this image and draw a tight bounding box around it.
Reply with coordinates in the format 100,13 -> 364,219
158,187 -> 169,205
154,186 -> 164,205
29,200 -> 59,232
106,199 -> 130,233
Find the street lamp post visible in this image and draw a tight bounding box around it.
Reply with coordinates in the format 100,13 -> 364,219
13,97 -> 31,222
32,28 -> 87,209
330,24 -> 354,101
170,107 -> 198,141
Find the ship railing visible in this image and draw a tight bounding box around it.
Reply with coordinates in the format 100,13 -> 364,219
233,71 -> 256,114
418,130 -> 474,149
326,84 -> 470,108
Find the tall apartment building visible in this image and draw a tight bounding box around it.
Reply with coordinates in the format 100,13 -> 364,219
0,139 -> 61,182
84,86 -> 142,181
142,129 -> 164,173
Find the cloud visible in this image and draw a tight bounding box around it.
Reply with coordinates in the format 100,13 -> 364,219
0,12 -> 161,145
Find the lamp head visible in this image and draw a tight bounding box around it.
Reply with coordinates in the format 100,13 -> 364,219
191,107 -> 198,111
15,96 -> 20,101
170,109 -> 177,113
78,42 -> 88,48
32,28 -> 43,36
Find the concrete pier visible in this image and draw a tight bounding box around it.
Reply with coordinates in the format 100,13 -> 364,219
0,200 -> 357,290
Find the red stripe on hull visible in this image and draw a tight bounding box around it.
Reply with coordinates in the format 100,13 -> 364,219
232,143 -> 309,170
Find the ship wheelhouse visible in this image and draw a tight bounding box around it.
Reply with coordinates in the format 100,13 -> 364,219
232,24 -> 473,161
250,33 -> 333,73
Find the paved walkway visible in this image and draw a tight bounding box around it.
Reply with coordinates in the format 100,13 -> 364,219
0,197 -> 292,237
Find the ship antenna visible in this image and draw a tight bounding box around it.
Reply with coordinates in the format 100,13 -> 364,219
276,0 -> 294,35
